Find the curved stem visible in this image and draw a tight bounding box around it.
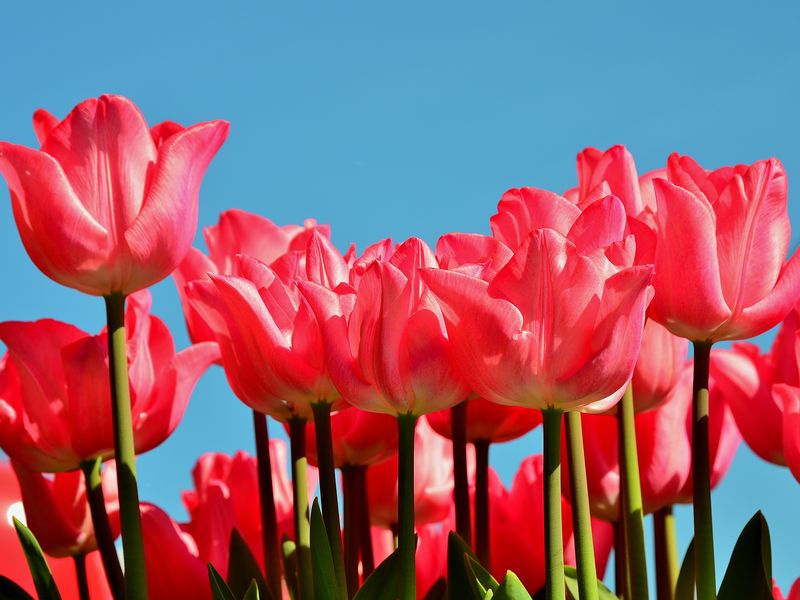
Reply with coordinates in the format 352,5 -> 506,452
312,402 -> 348,599
692,341 -> 716,600
80,459 -> 124,600
356,466 -> 375,578
654,506 -> 679,600
342,466 -> 360,598
74,554 -> 90,600
289,417 -> 313,600
451,401 -> 472,546
565,411 -> 598,600
397,414 -> 418,600
618,386 -> 649,599
542,409 -> 565,600
104,293 -> 147,600
474,439 -> 491,569
252,411 -> 282,599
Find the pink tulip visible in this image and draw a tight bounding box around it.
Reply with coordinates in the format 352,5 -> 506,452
12,460 -> 119,557
181,442 -> 317,577
427,396 -> 541,444
491,456 -> 614,593
300,237 -> 469,416
649,154 -> 800,342
366,418 -> 460,527
0,95 -> 228,296
173,209 -> 329,344
629,319 -> 688,413
0,460 -> 111,599
774,579 -> 800,600
141,503 -> 211,600
0,290 -> 218,471
423,211 -> 653,413
292,409 -> 399,468
435,232 -> 513,281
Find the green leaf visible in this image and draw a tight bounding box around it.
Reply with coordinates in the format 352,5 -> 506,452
282,535 -> 298,600
226,528 -> 271,600
446,531 -> 483,600
0,576 -> 36,600
310,498 -> 338,600
209,564 -> 237,600
493,571 -> 532,600
465,554 -> 499,598
243,580 -> 261,600
718,512 -> 773,600
562,566 -> 617,600
674,539 -> 695,600
13,518 -> 61,600
422,577 -> 447,600
354,548 -> 401,600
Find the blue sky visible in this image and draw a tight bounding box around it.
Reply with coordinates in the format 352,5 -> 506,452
1,0 -> 799,592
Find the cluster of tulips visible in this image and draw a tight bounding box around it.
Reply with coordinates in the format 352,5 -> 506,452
0,94 -> 798,600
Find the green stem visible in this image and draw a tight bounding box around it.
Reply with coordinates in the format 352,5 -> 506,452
342,466 -> 360,598
691,341 -> 716,600
397,414 -> 418,600
542,409 -> 565,600
104,293 -> 147,600
289,417 -> 313,600
474,439 -> 491,569
80,459 -> 125,600
618,386 -> 649,599
312,402 -> 348,599
74,554 -> 90,600
356,466 -> 375,578
252,411 -> 282,600
451,402 -> 472,546
614,519 -> 630,598
654,506 -> 679,600
564,411 -> 599,600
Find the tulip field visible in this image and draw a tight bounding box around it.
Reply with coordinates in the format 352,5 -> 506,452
1,4 -> 800,600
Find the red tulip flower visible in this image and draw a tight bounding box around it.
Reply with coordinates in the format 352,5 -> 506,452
181,442 -> 317,577
426,397 -> 541,444
12,460 -> 119,557
0,291 -> 218,471
0,460 -> 111,599
649,154 -> 800,342
774,579 -> 800,600
0,95 -> 228,296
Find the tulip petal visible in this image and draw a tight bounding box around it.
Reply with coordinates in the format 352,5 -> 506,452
32,109 -> 59,146
205,209 -> 292,273
567,195 -> 627,255
306,231 -> 349,288
173,248 -> 220,344
490,187 -> 580,250
577,145 -> 643,215
774,384 -> 800,484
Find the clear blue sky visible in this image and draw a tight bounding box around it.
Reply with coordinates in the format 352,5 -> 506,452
1,1 -> 799,592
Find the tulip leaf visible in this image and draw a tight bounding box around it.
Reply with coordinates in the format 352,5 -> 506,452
209,564 -> 237,600
310,498 -> 338,600
674,538 -> 695,600
0,576 -> 36,600
243,580 -> 261,600
717,511 -> 773,600
227,528 -> 271,600
282,535 -> 298,600
562,566 -> 617,600
492,571 -> 532,600
422,577 -> 447,600
13,518 -> 61,600
447,531 -> 485,600
353,548 -> 400,600
465,554 -> 499,598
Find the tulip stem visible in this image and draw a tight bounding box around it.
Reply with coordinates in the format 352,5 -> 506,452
342,466 -> 361,597
289,417 -> 313,600
618,385 -> 649,600
397,413 -> 418,600
691,341 -> 716,600
356,466 -> 375,578
654,506 -> 679,600
474,439 -> 491,569
252,411 -> 282,600
564,411 -> 599,600
542,408 -> 565,600
451,402 -> 473,546
614,519 -> 630,598
80,458 -> 125,600
312,402 -> 348,599
74,554 -> 90,600
104,293 -> 147,600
